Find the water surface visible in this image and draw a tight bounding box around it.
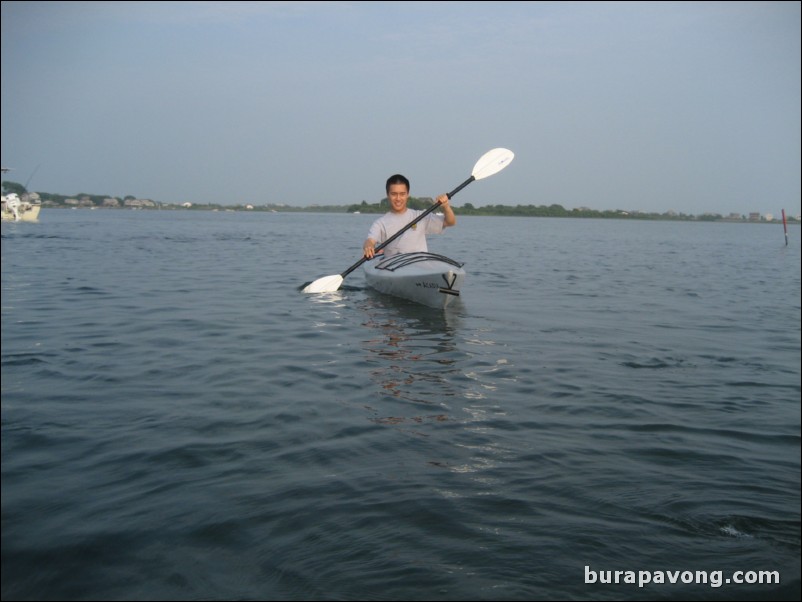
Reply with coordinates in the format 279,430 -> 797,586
2,210 -> 799,600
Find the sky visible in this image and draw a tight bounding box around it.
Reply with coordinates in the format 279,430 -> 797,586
1,1 -> 800,216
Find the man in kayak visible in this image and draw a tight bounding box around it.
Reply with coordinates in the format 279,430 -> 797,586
362,174 -> 455,259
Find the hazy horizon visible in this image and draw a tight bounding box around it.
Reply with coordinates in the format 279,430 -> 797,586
2,1 -> 800,217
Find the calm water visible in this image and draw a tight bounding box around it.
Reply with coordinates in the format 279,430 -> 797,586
2,210 -> 800,601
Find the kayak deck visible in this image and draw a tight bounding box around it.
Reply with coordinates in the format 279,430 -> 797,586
363,252 -> 466,308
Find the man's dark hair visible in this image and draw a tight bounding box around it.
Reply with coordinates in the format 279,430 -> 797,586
386,174 -> 410,194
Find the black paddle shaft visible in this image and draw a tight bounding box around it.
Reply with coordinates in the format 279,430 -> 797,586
340,175 -> 475,279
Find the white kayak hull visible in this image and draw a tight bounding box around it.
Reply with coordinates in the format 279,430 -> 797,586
363,252 -> 465,308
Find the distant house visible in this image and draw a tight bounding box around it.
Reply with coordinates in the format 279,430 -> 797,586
103,198 -> 120,207
748,213 -> 761,222
123,198 -> 156,208
181,202 -> 192,208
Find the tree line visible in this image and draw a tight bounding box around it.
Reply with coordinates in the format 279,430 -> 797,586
3,180 -> 781,222
346,198 -> 724,221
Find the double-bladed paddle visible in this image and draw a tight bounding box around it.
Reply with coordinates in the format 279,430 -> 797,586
302,147 -> 515,294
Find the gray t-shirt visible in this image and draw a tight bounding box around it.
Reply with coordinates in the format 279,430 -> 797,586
367,209 -> 445,257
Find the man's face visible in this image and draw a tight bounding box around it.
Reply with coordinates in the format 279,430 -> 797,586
387,183 -> 409,214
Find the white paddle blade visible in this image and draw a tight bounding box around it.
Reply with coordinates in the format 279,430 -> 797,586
302,274 -> 344,293
471,148 -> 514,181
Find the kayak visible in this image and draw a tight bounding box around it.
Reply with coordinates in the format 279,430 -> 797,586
363,252 -> 465,308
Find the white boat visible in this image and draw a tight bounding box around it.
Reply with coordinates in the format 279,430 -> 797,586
1,193 -> 41,222
363,252 -> 465,308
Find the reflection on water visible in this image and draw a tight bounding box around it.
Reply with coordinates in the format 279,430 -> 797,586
355,293 -> 516,482
354,294 -> 511,486
302,282 -> 520,481
359,295 -> 463,434
307,289 -> 348,307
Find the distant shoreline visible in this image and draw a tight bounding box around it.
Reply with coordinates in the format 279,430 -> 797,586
2,181 -> 797,223
33,204 -> 799,224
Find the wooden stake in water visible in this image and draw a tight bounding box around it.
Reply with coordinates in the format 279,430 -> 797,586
782,209 -> 788,246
